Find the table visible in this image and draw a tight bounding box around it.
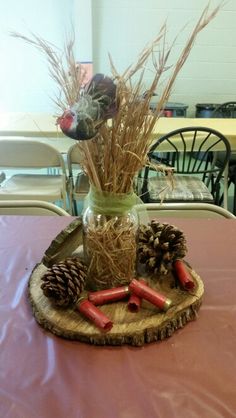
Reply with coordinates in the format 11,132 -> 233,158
154,117 -> 236,151
0,112 -> 76,153
1,216 -> 236,418
1,112 -> 236,151
0,112 -> 64,137
0,113 -> 234,208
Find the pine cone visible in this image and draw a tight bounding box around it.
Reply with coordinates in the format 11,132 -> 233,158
138,220 -> 187,276
41,257 -> 87,307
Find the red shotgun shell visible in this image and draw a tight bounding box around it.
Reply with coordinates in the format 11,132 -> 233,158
129,279 -> 172,311
127,293 -> 142,313
127,279 -> 146,312
173,259 -> 195,290
77,298 -> 113,331
88,286 -> 130,305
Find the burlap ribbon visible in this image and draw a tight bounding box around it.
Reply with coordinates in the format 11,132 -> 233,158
85,185 -> 143,216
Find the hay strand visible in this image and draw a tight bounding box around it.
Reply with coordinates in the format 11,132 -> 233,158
84,216 -> 137,290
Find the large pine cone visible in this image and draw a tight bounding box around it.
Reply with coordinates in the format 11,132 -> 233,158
138,220 -> 187,276
41,257 -> 87,307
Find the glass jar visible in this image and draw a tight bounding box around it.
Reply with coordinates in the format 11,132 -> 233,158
83,199 -> 139,291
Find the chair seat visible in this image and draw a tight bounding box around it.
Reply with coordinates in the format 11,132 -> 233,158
0,174 -> 64,201
148,175 -> 214,202
141,127 -> 231,206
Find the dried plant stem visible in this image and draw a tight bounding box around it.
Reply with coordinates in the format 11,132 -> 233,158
10,31 -> 87,111
83,141 -> 101,190
78,3 -> 222,195
11,4 -> 221,194
147,2 -> 223,135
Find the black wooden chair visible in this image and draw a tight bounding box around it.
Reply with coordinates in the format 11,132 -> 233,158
215,152 -> 236,214
226,165 -> 236,214
211,102 -> 236,214
211,101 -> 236,118
140,127 -> 231,206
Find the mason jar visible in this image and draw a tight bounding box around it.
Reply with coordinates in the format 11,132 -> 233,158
82,187 -> 139,290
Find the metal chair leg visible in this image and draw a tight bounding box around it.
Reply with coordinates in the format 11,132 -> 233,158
73,199 -> 78,216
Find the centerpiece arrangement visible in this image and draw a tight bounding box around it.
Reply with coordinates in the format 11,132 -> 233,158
13,3 -> 220,345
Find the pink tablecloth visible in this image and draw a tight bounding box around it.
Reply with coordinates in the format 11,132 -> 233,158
1,216 -> 236,418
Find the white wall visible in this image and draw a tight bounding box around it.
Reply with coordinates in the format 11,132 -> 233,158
92,0 -> 236,116
0,0 -> 92,113
1,0 -> 235,116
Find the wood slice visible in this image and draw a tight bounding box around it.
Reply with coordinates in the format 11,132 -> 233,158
28,263 -> 204,346
42,217 -> 83,267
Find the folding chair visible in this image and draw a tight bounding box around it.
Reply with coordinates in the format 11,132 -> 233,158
67,143 -> 90,215
0,200 -> 70,216
0,140 -> 68,210
140,127 -> 231,206
135,202 -> 235,221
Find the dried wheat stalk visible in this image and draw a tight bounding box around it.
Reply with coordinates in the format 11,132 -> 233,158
10,31 -> 87,112
76,3 -> 222,193
10,4 -> 222,193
